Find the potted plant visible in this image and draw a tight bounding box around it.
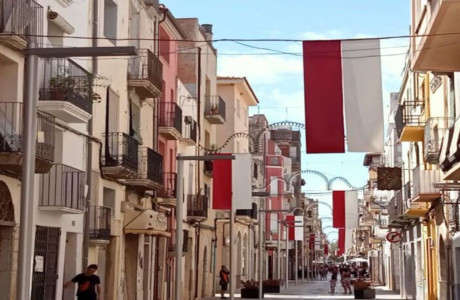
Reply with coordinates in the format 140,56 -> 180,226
48,75 -> 76,100
262,279 -> 281,293
353,279 -> 375,299
240,280 -> 263,299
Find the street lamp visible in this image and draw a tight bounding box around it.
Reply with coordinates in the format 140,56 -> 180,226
17,44 -> 137,300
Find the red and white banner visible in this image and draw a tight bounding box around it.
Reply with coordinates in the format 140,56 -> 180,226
332,190 -> 358,229
338,228 -> 345,256
212,153 -> 253,210
303,39 -> 384,153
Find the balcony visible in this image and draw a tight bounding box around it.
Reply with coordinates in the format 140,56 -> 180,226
89,206 -> 111,242
38,59 -> 93,123
123,147 -> 163,191
236,203 -> 258,222
368,202 -> 385,213
158,102 -> 182,140
127,49 -> 162,98
395,100 -> 426,141
388,191 -> 410,228
101,132 -> 139,180
158,172 -> 177,207
39,164 -> 84,213
411,0 -> 460,71
0,102 -> 54,174
186,194 -> 208,223
204,95 -> 226,124
424,117 -> 451,164
405,201 -> 430,218
181,117 -> 197,145
0,0 -> 43,50
411,166 -> 441,202
204,160 -> 213,177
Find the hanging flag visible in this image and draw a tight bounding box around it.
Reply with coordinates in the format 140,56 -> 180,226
294,216 -> 304,241
212,153 -> 253,210
332,190 -> 359,229
303,40 -> 345,153
337,228 -> 345,256
303,39 -> 384,153
212,153 -> 232,210
286,215 -> 295,241
232,154 -> 252,210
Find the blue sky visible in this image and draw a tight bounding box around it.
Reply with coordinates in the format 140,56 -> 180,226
162,0 -> 410,239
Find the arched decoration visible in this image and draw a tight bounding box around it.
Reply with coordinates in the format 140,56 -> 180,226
253,121 -> 306,153
198,132 -> 257,154
0,181 -> 14,223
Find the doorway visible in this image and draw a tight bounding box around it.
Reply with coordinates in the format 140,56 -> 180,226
0,180 -> 14,299
31,226 -> 60,300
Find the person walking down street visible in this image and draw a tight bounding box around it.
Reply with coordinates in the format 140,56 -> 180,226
64,264 -> 101,300
329,270 -> 338,294
219,265 -> 230,299
341,267 -> 352,295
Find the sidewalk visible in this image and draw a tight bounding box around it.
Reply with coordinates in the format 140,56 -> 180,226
204,279 -> 404,300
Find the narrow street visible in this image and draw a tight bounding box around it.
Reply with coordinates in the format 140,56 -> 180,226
205,280 -> 404,300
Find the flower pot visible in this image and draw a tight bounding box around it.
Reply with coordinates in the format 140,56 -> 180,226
241,288 -> 263,298
263,285 -> 280,293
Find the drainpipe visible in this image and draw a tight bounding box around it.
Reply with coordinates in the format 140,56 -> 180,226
194,223 -> 201,299
82,0 -> 98,270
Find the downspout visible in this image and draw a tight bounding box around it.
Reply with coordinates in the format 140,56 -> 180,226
83,0 -> 98,270
196,47 -> 202,196
194,223 -> 201,299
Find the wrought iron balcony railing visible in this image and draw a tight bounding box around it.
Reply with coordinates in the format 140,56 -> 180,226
182,117 -> 197,143
158,102 -> 182,134
127,49 -> 162,97
0,102 -> 55,162
102,132 -> 139,172
424,117 -> 452,164
39,164 -> 85,211
0,0 -> 43,45
162,172 -> 177,198
395,100 -> 425,139
39,58 -> 93,114
204,95 -> 226,123
139,147 -> 163,184
187,194 -> 208,220
89,206 -> 111,241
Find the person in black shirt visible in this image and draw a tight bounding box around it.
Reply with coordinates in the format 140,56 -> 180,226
64,264 -> 101,300
219,265 -> 230,299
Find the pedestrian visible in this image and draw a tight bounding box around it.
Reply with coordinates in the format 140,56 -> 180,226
329,270 -> 338,294
341,267 -> 352,295
63,264 -> 101,300
219,265 -> 230,299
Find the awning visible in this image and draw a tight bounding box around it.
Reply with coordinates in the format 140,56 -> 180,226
124,229 -> 171,237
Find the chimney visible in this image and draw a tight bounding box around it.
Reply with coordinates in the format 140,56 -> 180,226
201,24 -> 213,41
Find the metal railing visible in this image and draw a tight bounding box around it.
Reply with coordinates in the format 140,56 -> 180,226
158,102 -> 182,134
138,147 -> 163,184
127,48 -> 162,91
187,194 -> 208,219
39,164 -> 84,210
0,102 -> 55,161
0,0 -> 43,45
102,132 -> 139,172
183,118 -> 197,143
204,95 -> 226,121
395,100 -> 425,137
162,172 -> 177,198
89,206 -> 111,240
424,117 -> 451,163
39,58 -> 93,114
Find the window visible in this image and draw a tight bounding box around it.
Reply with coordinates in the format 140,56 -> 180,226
104,0 -> 118,44
236,98 -> 240,117
103,187 -> 116,217
129,100 -> 142,143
